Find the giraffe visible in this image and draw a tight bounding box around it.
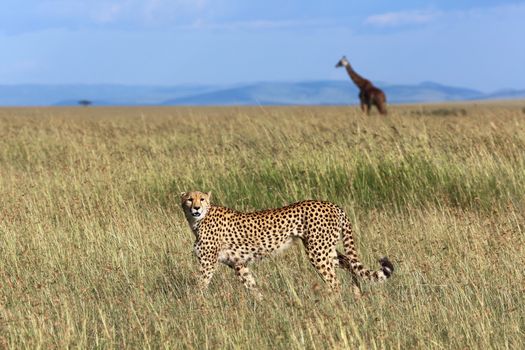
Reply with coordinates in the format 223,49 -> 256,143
335,56 -> 387,115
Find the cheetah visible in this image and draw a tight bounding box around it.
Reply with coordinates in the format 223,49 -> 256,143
180,191 -> 393,299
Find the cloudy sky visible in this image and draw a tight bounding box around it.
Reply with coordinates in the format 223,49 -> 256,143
1,0 -> 524,91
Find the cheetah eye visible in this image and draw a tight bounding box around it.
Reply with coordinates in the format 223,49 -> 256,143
201,198 -> 205,202
187,198 -> 193,202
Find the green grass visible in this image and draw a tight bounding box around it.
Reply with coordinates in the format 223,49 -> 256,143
0,104 -> 524,349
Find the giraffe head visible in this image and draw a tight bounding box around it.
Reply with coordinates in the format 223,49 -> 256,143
335,56 -> 349,68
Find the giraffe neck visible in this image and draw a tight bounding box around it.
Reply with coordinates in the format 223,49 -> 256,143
344,64 -> 370,90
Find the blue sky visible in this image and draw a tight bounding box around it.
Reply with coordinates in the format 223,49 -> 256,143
0,1 -> 524,91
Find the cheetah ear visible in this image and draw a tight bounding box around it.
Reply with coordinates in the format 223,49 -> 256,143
205,191 -> 212,200
180,192 -> 187,199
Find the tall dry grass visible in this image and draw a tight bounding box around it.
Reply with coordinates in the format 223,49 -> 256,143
0,104 -> 524,349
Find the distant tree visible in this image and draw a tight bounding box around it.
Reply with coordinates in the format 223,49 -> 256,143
78,100 -> 92,107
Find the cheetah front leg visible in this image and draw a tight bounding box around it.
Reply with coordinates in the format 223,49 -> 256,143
197,255 -> 218,292
193,238 -> 220,293
234,264 -> 263,300
199,261 -> 217,292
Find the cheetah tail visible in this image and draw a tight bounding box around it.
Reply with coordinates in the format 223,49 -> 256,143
340,214 -> 394,282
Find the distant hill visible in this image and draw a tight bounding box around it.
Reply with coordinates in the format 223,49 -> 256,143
483,89 -> 525,100
382,82 -> 484,103
163,81 -> 523,105
162,81 -> 355,106
0,82 -> 523,106
0,84 -> 215,106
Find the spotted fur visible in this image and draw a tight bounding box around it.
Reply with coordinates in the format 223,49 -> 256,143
181,191 -> 393,298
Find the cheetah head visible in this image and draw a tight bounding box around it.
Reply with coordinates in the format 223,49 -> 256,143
180,191 -> 212,222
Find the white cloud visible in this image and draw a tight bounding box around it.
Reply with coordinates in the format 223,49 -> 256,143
93,3 -> 124,23
191,18 -> 330,31
141,0 -> 207,24
30,0 -> 209,27
365,10 -> 440,27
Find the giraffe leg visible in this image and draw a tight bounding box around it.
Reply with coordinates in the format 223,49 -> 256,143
371,92 -> 387,115
377,97 -> 387,115
359,92 -> 367,114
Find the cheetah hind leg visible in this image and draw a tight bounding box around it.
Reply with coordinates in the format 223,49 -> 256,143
337,251 -> 362,298
304,243 -> 341,292
234,264 -> 263,300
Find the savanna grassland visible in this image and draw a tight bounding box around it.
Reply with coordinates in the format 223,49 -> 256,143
0,103 -> 524,349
